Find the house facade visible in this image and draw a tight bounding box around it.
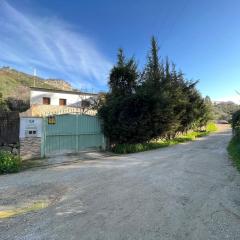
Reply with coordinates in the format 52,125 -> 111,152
30,87 -> 97,107
20,87 -> 98,117
19,88 -> 103,159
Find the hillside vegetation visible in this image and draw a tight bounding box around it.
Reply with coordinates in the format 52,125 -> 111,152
0,67 -> 72,101
212,101 -> 239,122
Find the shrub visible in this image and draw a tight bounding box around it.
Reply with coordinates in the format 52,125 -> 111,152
112,142 -> 169,154
112,129 -> 214,154
228,110 -> 240,171
206,122 -> 218,132
228,136 -> 240,171
0,151 -> 21,174
232,110 -> 240,127
232,110 -> 240,136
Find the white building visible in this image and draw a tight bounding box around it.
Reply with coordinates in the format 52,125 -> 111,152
30,87 -> 98,107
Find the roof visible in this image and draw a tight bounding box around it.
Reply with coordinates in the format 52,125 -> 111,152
30,87 -> 98,96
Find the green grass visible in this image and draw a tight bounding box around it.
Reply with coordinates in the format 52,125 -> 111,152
228,135 -> 240,171
112,123 -> 218,154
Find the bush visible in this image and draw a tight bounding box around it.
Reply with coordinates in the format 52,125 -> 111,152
232,110 -> 240,136
113,142 -> 169,154
232,110 -> 240,127
228,136 -> 240,171
206,122 -> 218,132
112,129 -> 214,154
228,110 -> 240,171
0,151 -> 21,174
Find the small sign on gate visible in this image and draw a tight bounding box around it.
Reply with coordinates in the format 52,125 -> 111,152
48,116 -> 56,125
20,117 -> 42,138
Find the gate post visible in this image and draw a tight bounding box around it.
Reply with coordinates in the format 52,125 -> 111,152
19,117 -> 44,160
102,134 -> 106,150
75,114 -> 79,152
41,117 -> 46,158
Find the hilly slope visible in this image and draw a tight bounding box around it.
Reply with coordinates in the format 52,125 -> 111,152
212,101 -> 240,121
0,67 -> 73,101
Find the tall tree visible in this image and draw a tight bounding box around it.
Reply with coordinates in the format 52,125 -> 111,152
109,48 -> 138,96
142,37 -> 163,92
99,48 -> 140,144
99,37 -> 212,146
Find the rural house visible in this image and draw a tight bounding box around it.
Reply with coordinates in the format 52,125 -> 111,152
21,87 -> 98,117
19,88 -> 105,159
30,87 -> 97,107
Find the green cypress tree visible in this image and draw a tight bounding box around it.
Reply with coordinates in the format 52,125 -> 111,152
141,37 -> 164,92
109,48 -> 138,96
99,48 -> 140,144
99,37 -> 211,146
141,37 -> 177,139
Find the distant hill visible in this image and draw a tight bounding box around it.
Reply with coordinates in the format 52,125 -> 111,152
212,101 -> 240,121
0,66 -> 73,101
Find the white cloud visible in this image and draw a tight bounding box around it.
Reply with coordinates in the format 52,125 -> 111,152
215,94 -> 240,104
0,0 -> 112,89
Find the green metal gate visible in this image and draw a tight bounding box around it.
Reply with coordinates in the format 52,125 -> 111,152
42,114 -> 105,156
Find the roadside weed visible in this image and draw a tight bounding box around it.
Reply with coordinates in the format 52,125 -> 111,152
0,150 -> 21,174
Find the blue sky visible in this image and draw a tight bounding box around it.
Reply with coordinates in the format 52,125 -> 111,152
0,0 -> 239,102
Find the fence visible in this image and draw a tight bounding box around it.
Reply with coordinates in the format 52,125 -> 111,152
0,111 -> 19,145
19,114 -> 106,159
43,114 -> 105,156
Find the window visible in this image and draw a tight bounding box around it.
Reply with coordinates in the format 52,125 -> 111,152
43,97 -> 51,105
59,98 -> 67,106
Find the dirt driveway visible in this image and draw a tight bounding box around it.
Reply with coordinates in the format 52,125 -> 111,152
1,126 -> 240,240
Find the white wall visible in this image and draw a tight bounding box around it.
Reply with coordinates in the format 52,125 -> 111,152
20,117 -> 43,138
30,90 -> 96,107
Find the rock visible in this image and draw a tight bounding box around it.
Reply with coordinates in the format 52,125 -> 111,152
12,148 -> 19,155
0,146 -> 12,152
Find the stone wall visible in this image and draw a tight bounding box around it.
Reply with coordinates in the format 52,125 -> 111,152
0,143 -> 19,155
20,137 -> 41,160
20,105 -> 97,117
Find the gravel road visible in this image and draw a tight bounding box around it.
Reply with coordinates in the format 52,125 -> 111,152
1,126 -> 240,240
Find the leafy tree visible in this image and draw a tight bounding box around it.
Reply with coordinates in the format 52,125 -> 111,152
0,93 -> 9,112
6,97 -> 29,112
201,96 -> 214,124
0,99 -> 9,112
212,101 -> 239,121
